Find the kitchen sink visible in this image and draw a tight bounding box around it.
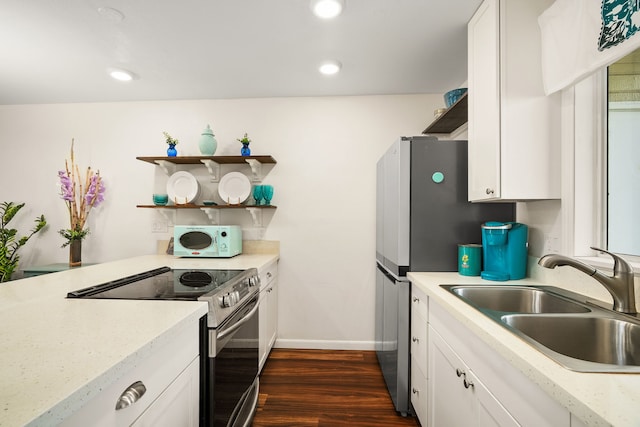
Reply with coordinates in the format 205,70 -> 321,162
441,284 -> 640,373
447,285 -> 591,314
502,314 -> 640,368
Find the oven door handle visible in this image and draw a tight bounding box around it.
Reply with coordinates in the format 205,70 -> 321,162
217,300 -> 259,341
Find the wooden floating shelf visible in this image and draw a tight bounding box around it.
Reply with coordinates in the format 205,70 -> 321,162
136,155 -> 277,165
136,205 -> 277,209
422,93 -> 468,135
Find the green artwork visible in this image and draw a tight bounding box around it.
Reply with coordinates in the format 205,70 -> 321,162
599,0 -> 640,50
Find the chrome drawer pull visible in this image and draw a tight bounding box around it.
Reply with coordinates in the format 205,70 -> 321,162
115,381 -> 147,410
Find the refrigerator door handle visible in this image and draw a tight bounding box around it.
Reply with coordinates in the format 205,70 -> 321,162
377,263 -> 405,283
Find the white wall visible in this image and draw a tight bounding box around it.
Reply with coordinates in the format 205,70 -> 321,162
0,94 -> 443,349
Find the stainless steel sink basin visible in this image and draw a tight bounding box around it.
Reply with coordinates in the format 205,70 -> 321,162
441,284 -> 640,372
502,314 -> 640,369
446,285 -> 591,314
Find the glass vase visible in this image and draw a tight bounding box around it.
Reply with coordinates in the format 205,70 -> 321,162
69,240 -> 82,267
241,143 -> 251,156
167,144 -> 178,157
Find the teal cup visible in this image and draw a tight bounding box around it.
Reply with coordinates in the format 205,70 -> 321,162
458,244 -> 482,276
152,194 -> 169,206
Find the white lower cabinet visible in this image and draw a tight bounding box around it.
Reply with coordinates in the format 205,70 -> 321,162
429,327 -> 517,427
131,358 -> 199,427
410,287 -> 429,424
61,317 -> 200,427
259,260 -> 279,372
427,301 -> 570,427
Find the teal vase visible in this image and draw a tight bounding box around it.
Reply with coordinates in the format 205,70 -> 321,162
198,124 -> 217,156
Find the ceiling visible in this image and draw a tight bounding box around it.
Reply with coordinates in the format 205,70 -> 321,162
0,0 -> 482,105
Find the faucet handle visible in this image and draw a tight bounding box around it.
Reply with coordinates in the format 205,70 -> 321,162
590,247 -> 634,275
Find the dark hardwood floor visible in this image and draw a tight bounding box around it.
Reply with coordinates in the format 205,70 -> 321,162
253,349 -> 419,427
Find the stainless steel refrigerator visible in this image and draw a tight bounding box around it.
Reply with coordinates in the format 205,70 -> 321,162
375,136 -> 514,415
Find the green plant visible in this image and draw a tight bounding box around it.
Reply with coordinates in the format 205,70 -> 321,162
0,202 -> 47,282
237,133 -> 251,144
163,131 -> 179,145
58,227 -> 89,248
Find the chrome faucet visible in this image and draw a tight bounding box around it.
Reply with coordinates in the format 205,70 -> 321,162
538,247 -> 637,314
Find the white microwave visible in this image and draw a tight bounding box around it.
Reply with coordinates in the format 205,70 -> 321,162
173,225 -> 242,258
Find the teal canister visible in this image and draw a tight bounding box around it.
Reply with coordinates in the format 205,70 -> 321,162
198,124 -> 217,156
458,244 -> 482,276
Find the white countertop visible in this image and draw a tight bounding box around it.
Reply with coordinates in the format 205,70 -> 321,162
0,253 -> 278,427
408,272 -> 640,427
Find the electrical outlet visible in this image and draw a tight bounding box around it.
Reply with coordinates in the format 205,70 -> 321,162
152,220 -> 168,233
544,235 -> 560,253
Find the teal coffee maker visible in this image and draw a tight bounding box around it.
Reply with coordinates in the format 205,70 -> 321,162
480,222 -> 528,281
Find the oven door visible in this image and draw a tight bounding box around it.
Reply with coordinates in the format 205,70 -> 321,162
201,295 -> 259,427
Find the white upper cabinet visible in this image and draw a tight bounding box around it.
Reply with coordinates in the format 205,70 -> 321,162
467,0 -> 560,201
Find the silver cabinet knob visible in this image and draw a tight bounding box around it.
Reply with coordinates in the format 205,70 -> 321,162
485,188 -> 495,195
455,368 -> 475,389
115,381 -> 146,410
412,336 -> 419,343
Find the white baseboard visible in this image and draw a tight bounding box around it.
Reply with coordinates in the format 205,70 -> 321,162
273,339 -> 376,351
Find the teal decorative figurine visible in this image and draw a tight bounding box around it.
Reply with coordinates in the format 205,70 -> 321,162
198,124 -> 217,156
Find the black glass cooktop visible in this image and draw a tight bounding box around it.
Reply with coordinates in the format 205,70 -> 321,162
67,266 -> 245,300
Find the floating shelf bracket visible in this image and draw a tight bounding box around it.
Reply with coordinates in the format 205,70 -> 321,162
200,208 -> 221,225
200,159 -> 221,182
156,208 -> 175,225
246,207 -> 264,228
244,159 -> 263,182
154,160 -> 177,175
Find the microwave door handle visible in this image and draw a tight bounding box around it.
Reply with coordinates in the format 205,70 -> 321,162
217,301 -> 259,341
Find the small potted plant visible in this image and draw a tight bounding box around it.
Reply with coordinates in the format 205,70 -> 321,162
163,131 -> 179,157
237,133 -> 251,156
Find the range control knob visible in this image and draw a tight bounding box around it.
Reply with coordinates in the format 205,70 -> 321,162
247,275 -> 260,287
221,291 -> 240,308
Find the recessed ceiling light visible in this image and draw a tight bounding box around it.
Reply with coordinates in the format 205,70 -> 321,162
108,68 -> 136,82
310,0 -> 344,19
319,60 -> 342,75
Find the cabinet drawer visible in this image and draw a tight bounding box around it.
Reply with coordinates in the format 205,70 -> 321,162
411,288 -> 428,321
410,356 -> 428,424
411,310 -> 428,369
61,319 -> 200,427
132,357 -> 199,427
259,260 -> 278,291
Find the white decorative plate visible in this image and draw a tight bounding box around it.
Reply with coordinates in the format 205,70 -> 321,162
166,171 -> 200,204
218,172 -> 251,205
